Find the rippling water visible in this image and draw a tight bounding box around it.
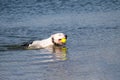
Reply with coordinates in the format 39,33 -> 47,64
0,0 -> 120,80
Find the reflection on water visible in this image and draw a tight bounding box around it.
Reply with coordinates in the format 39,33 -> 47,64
49,46 -> 67,61
30,46 -> 68,64
1,44 -> 68,63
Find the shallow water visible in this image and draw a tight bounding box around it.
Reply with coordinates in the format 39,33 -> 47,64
0,0 -> 120,80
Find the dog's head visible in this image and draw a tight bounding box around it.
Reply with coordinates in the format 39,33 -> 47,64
51,33 -> 67,46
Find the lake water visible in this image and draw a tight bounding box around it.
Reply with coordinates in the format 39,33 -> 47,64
0,0 -> 120,80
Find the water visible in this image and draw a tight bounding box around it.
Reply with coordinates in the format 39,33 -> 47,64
0,0 -> 120,80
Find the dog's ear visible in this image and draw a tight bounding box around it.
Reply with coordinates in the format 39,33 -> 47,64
65,35 -> 67,39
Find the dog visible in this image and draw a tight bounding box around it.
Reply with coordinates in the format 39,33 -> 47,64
22,33 -> 67,49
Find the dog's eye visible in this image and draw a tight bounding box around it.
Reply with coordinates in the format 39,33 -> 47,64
58,39 -> 61,41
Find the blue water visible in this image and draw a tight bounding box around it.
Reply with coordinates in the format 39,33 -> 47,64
0,0 -> 120,80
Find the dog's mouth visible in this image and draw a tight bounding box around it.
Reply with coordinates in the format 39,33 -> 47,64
59,38 -> 67,44
54,41 -> 66,46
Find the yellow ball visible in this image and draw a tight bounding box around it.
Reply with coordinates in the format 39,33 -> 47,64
61,38 -> 67,43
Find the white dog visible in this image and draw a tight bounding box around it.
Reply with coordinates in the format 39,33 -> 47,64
22,33 -> 67,49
